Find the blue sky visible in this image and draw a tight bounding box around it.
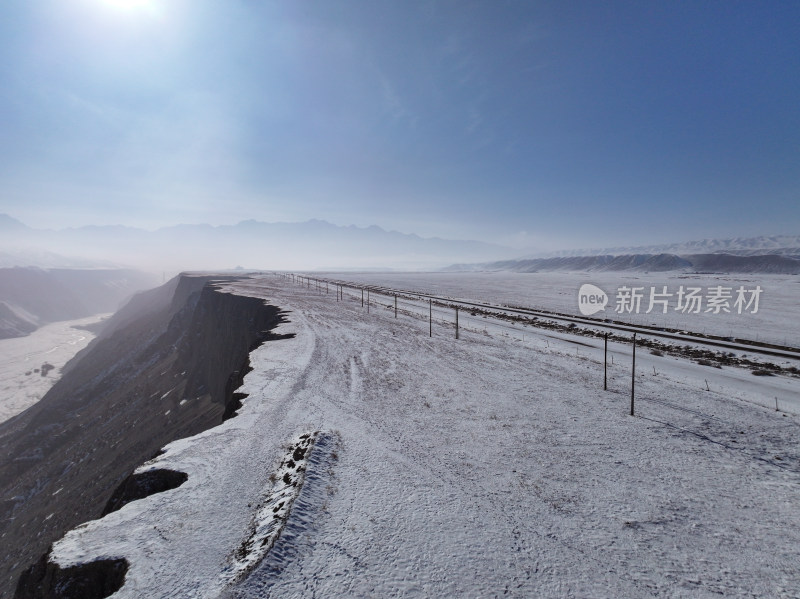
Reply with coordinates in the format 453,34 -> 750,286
0,0 -> 798,251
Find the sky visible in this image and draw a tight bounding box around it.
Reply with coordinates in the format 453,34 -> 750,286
0,0 -> 798,252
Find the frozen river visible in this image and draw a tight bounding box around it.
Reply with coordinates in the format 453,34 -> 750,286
0,315 -> 107,423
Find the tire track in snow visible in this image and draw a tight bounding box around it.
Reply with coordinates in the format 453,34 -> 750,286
347,356 -> 361,404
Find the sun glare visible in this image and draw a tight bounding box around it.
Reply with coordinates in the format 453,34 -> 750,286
98,0 -> 157,13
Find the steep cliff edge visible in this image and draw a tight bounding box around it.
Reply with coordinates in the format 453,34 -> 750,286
0,274 -> 285,598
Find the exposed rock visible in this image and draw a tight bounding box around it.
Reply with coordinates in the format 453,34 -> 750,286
14,552 -> 127,599
101,468 -> 189,516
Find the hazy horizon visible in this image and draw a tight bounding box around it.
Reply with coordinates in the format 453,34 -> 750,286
3,210 -> 800,273
4,210 -> 800,249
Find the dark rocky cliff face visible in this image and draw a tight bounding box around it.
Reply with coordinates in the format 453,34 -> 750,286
0,275 -> 285,598
14,555 -> 128,599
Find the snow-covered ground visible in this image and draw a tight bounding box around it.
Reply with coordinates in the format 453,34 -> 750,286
0,315 -> 107,423
320,271 -> 800,347
49,276 -> 800,597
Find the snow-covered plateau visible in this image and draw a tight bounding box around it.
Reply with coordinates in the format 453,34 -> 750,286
320,271 -> 800,348
15,274 -> 800,597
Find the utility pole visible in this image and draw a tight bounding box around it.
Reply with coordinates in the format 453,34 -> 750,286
429,299 -> 432,337
455,307 -> 459,339
630,333 -> 636,416
604,333 -> 608,391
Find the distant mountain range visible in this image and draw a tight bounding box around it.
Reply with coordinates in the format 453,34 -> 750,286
447,251 -> 800,274
0,214 -> 515,271
531,235 -> 800,258
444,235 -> 800,274
3,214 -> 799,273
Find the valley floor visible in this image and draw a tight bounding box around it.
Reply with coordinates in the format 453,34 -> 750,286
0,315 -> 105,424
50,276 -> 800,598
